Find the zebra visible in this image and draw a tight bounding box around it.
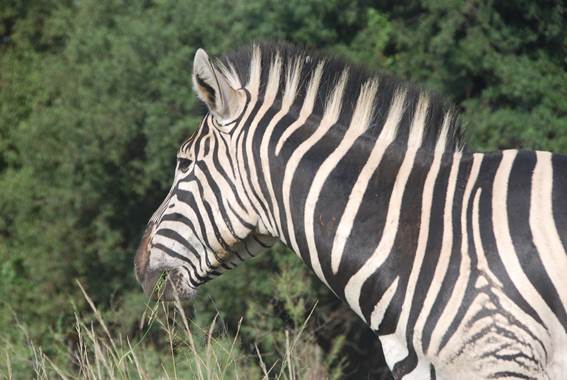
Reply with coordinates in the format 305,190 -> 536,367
134,43 -> 567,379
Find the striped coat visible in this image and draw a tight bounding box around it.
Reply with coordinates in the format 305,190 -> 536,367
135,43 -> 567,379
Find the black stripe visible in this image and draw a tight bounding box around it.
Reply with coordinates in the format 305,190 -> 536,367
195,74 -> 216,104
479,152 -> 545,326
551,153 -> 567,331
152,243 -> 207,285
333,144 -> 404,302
421,153 -> 472,353
234,101 -> 275,229
430,364 -> 436,379
509,150 -> 567,330
405,152 -> 452,354
160,212 -> 214,268
155,228 -> 207,273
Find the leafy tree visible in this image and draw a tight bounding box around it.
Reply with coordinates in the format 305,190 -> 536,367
382,0 -> 567,150
1,0 -> 565,378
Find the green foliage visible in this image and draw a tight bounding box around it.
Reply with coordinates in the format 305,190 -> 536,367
0,0 -> 565,378
384,0 -> 567,150
2,288 -> 265,379
333,8 -> 392,66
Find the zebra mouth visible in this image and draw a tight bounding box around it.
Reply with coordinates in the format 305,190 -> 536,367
141,269 -> 196,302
135,222 -> 196,302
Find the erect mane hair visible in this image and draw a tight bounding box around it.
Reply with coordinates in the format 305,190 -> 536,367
217,42 -> 464,153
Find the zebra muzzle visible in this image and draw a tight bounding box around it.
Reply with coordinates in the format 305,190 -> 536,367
134,222 -> 155,289
134,222 -> 196,301
141,269 -> 193,301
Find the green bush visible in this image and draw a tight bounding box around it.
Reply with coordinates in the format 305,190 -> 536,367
1,0 -> 565,378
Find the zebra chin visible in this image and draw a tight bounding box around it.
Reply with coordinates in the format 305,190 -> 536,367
140,268 -> 197,302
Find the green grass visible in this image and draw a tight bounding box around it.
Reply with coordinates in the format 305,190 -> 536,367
1,281 -> 340,380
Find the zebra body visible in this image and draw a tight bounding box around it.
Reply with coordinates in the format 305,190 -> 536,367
134,44 -> 567,379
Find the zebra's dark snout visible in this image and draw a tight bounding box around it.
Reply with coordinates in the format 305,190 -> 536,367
134,222 -> 155,287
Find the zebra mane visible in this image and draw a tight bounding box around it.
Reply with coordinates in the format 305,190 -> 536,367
218,42 -> 464,153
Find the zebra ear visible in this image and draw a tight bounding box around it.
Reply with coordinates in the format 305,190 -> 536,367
192,48 -> 239,121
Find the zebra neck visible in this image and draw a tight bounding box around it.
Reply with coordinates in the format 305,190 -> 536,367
247,113 -> 458,332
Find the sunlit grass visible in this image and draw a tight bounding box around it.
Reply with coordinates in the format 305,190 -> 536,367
1,280 -> 336,380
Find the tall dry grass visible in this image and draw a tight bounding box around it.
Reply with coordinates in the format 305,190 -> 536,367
1,278 -> 339,380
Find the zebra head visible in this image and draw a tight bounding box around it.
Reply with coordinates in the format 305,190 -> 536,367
134,48 -> 275,301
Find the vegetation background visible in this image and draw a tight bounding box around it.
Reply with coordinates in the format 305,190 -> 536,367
1,0 -> 565,378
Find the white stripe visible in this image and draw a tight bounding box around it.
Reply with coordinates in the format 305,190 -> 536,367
205,135 -> 254,237
244,54 -> 282,235
380,334 -> 408,371
153,232 -> 203,272
491,150 -> 559,333
370,276 -> 399,330
303,80 -> 378,286
413,153 -> 461,353
274,63 -> 325,156
407,94 -> 429,148
247,45 -> 261,93
260,58 -> 303,236
444,188 -> 548,360
196,168 -> 243,244
394,150 -> 443,343
155,220 -> 206,274
168,197 -> 205,238
330,91 -> 406,273
530,151 -> 567,309
344,147 -> 419,320
434,113 -> 452,153
470,188 -> 500,286
232,51 -> 264,230
343,91 -> 428,320
281,70 -> 348,268
436,188 -> 489,359
431,153 -> 482,355
441,186 -> 551,377
469,188 -> 503,287
177,180 -> 225,254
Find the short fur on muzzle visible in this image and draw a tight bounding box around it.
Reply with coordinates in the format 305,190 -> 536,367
134,222 -> 196,301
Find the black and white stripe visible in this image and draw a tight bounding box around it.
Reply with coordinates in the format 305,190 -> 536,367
135,43 -> 567,379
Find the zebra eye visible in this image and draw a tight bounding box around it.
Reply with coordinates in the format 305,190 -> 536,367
177,157 -> 192,173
